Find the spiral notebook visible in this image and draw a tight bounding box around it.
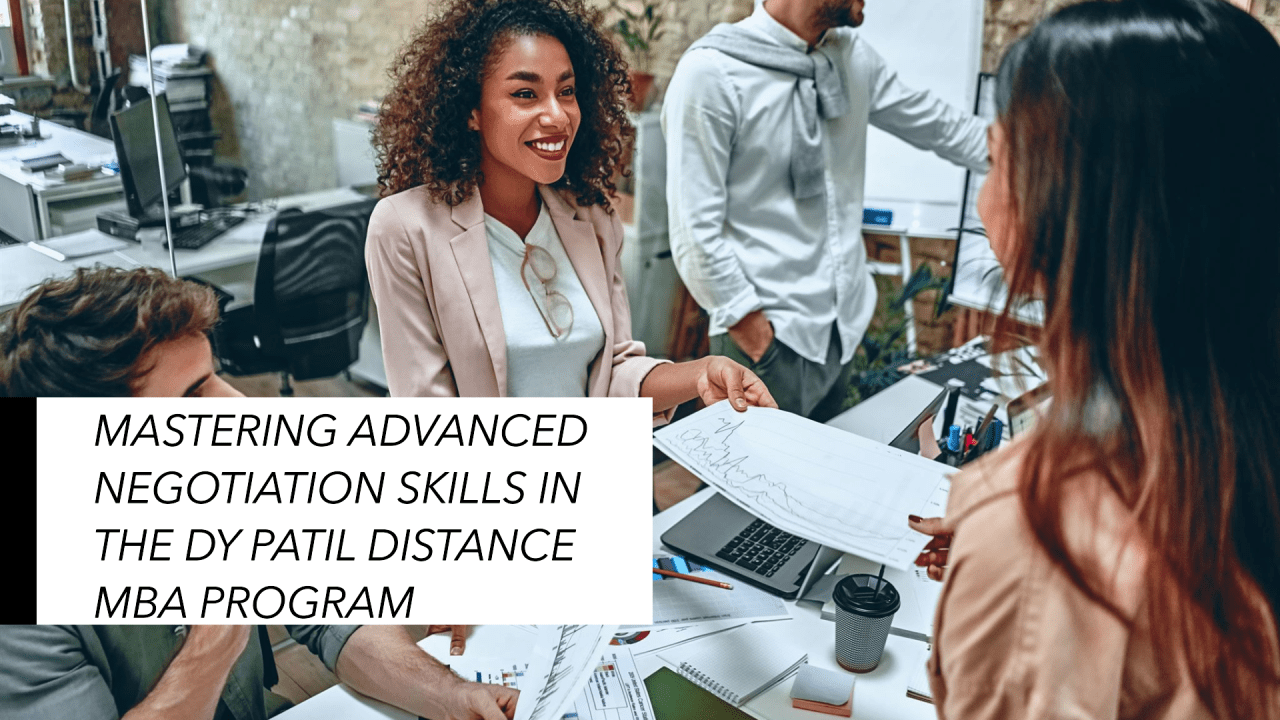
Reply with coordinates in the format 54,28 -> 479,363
658,621 -> 808,707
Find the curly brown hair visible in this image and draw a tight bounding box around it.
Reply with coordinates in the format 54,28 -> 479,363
374,0 -> 634,208
0,267 -> 219,397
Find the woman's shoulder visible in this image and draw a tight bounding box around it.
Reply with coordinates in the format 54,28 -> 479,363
374,185 -> 451,222
541,186 -> 623,241
368,185 -> 480,249
946,437 -> 1150,619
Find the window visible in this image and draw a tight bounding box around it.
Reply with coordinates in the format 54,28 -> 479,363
1,0 -> 30,77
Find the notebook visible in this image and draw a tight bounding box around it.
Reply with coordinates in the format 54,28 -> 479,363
658,621 -> 807,707
644,666 -> 755,720
906,644 -> 934,704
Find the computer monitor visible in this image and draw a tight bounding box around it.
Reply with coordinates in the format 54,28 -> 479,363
110,93 -> 187,219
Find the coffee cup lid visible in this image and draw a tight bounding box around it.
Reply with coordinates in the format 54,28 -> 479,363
833,573 -> 901,618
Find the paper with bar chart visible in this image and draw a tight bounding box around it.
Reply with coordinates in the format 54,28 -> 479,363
653,405 -> 950,571
457,643 -> 654,720
515,624 -> 619,720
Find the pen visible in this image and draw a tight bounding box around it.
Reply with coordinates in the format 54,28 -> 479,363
653,568 -> 733,590
988,419 -> 1004,449
941,424 -> 963,467
964,404 -> 1000,464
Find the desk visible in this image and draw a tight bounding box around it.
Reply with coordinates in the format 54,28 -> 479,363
274,379 -> 945,720
275,491 -> 935,720
0,111 -> 123,242
0,186 -> 370,314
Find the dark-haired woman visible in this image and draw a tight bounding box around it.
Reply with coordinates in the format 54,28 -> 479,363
915,0 -> 1280,717
367,0 -> 775,416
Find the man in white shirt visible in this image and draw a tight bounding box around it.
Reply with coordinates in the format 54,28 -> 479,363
663,0 -> 989,420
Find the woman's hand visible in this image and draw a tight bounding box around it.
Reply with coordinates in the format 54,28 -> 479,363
696,356 -> 778,412
917,414 -> 942,460
908,515 -> 951,581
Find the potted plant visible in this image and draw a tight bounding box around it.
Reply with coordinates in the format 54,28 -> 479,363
609,0 -> 665,110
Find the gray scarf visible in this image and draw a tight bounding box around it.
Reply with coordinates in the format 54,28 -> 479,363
685,23 -> 850,199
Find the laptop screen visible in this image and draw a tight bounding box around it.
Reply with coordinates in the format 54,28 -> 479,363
886,387 -> 949,454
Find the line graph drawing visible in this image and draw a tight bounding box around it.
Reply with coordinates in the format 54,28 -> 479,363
654,405 -> 951,570
517,624 -> 618,720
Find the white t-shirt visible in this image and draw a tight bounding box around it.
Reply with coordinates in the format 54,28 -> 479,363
484,204 -> 606,397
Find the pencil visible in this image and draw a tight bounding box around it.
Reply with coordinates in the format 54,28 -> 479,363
653,568 -> 734,590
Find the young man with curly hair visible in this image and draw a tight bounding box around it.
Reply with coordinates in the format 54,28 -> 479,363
0,266 -> 239,398
1,267 -> 516,720
367,0 -> 776,417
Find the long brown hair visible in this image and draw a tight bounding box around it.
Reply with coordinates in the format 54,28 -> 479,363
993,0 -> 1280,714
373,0 -> 633,208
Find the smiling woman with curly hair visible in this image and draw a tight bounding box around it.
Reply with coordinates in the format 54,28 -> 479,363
375,0 -> 630,207
366,0 -> 776,416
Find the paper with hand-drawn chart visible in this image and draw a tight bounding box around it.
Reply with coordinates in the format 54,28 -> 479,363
515,624 -> 619,720
653,405 -> 950,571
458,643 -> 654,720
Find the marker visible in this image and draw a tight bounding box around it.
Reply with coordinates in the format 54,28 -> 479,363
943,425 -> 963,467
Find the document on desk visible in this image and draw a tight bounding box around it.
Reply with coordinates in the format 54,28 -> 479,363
455,645 -> 655,720
653,404 -> 950,571
611,620 -> 747,656
26,230 -> 127,261
515,624 -> 620,720
640,555 -> 789,628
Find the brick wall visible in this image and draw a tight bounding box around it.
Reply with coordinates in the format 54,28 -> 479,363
76,0 -> 1275,200
156,0 -> 424,199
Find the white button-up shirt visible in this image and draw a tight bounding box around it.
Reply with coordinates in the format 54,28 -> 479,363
663,4 -> 989,365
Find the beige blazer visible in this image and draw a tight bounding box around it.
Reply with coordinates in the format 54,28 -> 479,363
365,184 -> 670,407
928,440 -> 1279,719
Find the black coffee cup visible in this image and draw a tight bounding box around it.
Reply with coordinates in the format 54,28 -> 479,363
833,573 -> 900,672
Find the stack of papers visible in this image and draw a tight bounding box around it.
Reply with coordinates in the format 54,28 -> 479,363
27,230 -> 127,261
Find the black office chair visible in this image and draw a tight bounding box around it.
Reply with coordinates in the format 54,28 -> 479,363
89,70 -> 123,138
212,198 -> 379,395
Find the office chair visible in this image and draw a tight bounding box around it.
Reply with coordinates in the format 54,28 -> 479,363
89,70 -> 123,138
211,198 -> 379,395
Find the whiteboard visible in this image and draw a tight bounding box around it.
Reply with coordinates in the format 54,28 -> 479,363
854,0 -> 985,234
947,74 -> 1044,325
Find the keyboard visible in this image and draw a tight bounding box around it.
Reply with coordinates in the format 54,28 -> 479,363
714,519 -> 809,579
166,214 -> 247,250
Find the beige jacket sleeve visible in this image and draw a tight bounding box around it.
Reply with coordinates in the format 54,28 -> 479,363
364,198 -> 458,397
597,210 -> 675,424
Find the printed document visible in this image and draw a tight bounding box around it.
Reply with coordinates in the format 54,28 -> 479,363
653,405 -> 950,571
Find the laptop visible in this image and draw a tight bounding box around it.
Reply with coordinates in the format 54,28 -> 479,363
660,387 -> 949,599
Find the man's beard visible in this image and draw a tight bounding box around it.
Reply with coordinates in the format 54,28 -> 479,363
813,0 -> 863,29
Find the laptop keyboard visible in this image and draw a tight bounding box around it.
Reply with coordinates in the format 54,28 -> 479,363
715,519 -> 808,578
167,214 -> 247,250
